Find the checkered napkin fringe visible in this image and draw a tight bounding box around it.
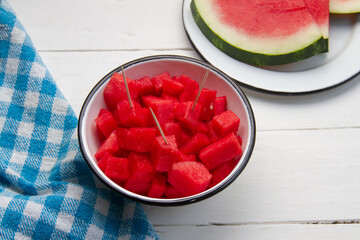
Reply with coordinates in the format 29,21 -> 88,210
0,1 -> 159,239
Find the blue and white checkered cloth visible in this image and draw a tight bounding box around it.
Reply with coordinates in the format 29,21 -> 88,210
0,1 -> 159,239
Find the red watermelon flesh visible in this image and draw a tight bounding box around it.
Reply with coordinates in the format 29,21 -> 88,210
97,152 -> 112,172
151,135 -> 179,172
192,121 -> 210,135
304,0 -> 329,39
116,128 -> 128,149
179,132 -> 211,154
160,92 -> 179,102
151,72 -> 171,95
198,88 -> 217,121
162,77 -> 184,96
123,152 -> 155,195
147,174 -> 167,198
103,72 -> 136,111
104,156 -> 130,184
178,75 -> 199,102
168,161 -> 212,197
95,109 -> 118,138
142,96 -> 175,124
131,76 -> 155,97
126,128 -> 156,152
164,184 -> 184,199
176,151 -> 196,163
212,96 -> 227,116
174,101 -> 202,130
156,122 -> 185,145
211,110 -> 240,137
95,130 -> 119,160
114,100 -> 145,127
215,0 -> 318,38
199,132 -> 242,170
208,160 -> 236,188
98,108 -> 111,117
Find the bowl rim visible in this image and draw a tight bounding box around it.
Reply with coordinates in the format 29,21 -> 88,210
78,54 -> 256,206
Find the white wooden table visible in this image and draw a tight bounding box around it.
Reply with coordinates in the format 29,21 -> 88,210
8,0 -> 360,239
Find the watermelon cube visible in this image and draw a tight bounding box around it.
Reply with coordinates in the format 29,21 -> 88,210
208,122 -> 220,143
98,108 -> 111,117
176,151 -> 196,163
198,88 -> 217,121
97,152 -> 113,172
210,110 -> 240,137
155,122 -> 187,146
160,92 -> 179,102
142,96 -> 175,124
114,100 -> 145,127
103,72 -> 136,111
168,161 -> 212,197
116,128 -> 128,149
95,130 -> 119,160
151,72 -> 171,95
208,160 -> 236,188
162,77 -> 184,96
131,76 -> 155,97
212,96 -> 227,116
126,128 -> 156,152
192,121 -> 210,134
123,152 -> 155,195
179,132 -> 211,154
104,156 -> 130,184
95,109 -> 118,138
139,107 -> 155,127
147,174 -> 166,198
151,135 -> 179,172
199,132 -> 242,170
164,184 -> 184,199
178,75 -> 199,102
174,101 -> 202,130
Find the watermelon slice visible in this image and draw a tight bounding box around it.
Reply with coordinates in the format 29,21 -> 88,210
191,0 -> 328,66
330,0 -> 360,13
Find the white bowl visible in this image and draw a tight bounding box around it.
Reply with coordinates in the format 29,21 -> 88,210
78,55 -> 256,206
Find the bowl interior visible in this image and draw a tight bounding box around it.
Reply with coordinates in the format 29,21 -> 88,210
79,56 -> 255,205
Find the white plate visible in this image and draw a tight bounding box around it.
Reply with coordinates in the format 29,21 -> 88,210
182,0 -> 360,94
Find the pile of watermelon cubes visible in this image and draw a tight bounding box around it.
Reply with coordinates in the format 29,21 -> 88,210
94,71 -> 243,198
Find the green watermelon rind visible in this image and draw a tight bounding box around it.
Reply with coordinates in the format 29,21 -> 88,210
190,0 -> 328,67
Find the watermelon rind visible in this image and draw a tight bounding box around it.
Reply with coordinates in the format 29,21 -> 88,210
190,0 -> 328,66
330,0 -> 360,14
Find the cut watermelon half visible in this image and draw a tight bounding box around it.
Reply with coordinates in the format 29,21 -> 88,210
191,0 -> 329,66
330,0 -> 360,13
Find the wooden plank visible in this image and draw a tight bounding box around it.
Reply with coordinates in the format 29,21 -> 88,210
143,128 -> 360,225
8,0 -> 190,51
154,224 -> 360,240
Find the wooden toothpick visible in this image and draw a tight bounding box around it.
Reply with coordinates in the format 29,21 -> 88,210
149,107 -> 168,145
121,65 -> 133,108
192,68 -> 210,110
